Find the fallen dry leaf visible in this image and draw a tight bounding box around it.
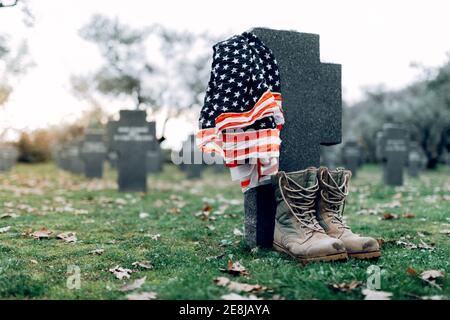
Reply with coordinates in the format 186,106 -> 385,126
139,212 -> 149,219
126,291 -> 158,300
195,204 -> 213,220
362,288 -> 393,300
115,198 -> 127,205
329,280 -> 362,292
406,267 -> 418,276
420,270 -> 445,290
30,227 -> 52,240
214,277 -> 267,293
220,260 -> 249,276
168,207 -> 180,214
402,212 -> 416,219
421,270 -> 445,281
381,213 -> 399,220
109,266 -> 133,280
89,249 -> 105,255
150,234 -> 161,241
132,261 -> 153,270
57,232 -> 77,243
221,293 -> 261,300
117,277 -> 146,292
0,226 -> 11,233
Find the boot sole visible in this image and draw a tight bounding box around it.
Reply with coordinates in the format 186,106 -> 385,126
348,250 -> 381,260
273,241 -> 348,264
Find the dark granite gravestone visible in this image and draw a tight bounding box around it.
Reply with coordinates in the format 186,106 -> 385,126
66,141 -> 84,175
0,145 -> 18,172
375,131 -> 387,182
106,121 -> 118,170
244,28 -> 342,248
443,150 -> 450,171
145,121 -> 163,174
342,139 -> 361,177
108,110 -> 154,192
375,131 -> 384,163
379,123 -> 409,186
179,134 -> 205,179
80,129 -> 107,179
407,141 -> 423,178
320,145 -> 339,170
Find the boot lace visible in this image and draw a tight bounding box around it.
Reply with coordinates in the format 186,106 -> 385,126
278,171 -> 323,234
320,170 -> 350,230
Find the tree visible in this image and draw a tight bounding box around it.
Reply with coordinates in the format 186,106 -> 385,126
78,15 -> 156,110
0,34 -> 32,107
346,57 -> 450,168
75,15 -> 221,141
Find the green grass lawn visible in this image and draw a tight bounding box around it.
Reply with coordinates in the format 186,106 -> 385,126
0,163 -> 449,300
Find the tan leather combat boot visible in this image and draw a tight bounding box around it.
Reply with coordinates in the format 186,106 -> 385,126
317,167 -> 381,259
271,168 -> 348,264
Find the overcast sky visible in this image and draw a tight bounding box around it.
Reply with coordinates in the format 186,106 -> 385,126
1,0 -> 449,145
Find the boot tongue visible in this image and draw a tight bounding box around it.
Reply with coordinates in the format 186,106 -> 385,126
330,170 -> 346,189
290,168 -> 317,189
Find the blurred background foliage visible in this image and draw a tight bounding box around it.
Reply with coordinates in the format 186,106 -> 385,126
344,57 -> 450,168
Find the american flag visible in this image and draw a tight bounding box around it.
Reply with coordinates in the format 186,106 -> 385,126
197,32 -> 284,191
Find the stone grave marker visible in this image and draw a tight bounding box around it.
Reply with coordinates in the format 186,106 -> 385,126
179,134 -> 205,179
244,28 -> 342,248
341,139 -> 361,177
407,141 -> 424,178
80,129 -> 107,178
379,123 -> 409,186
0,144 -> 18,172
106,121 -> 118,170
108,110 -> 154,192
443,149 -> 450,170
320,145 -> 339,170
146,121 -> 163,174
66,141 -> 84,175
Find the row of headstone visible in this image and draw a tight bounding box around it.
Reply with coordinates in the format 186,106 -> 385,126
0,144 -> 19,172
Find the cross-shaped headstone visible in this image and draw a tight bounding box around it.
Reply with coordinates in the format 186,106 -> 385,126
244,28 -> 342,248
379,123 -> 409,186
108,110 -> 154,192
80,129 -> 107,179
342,139 -> 361,177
